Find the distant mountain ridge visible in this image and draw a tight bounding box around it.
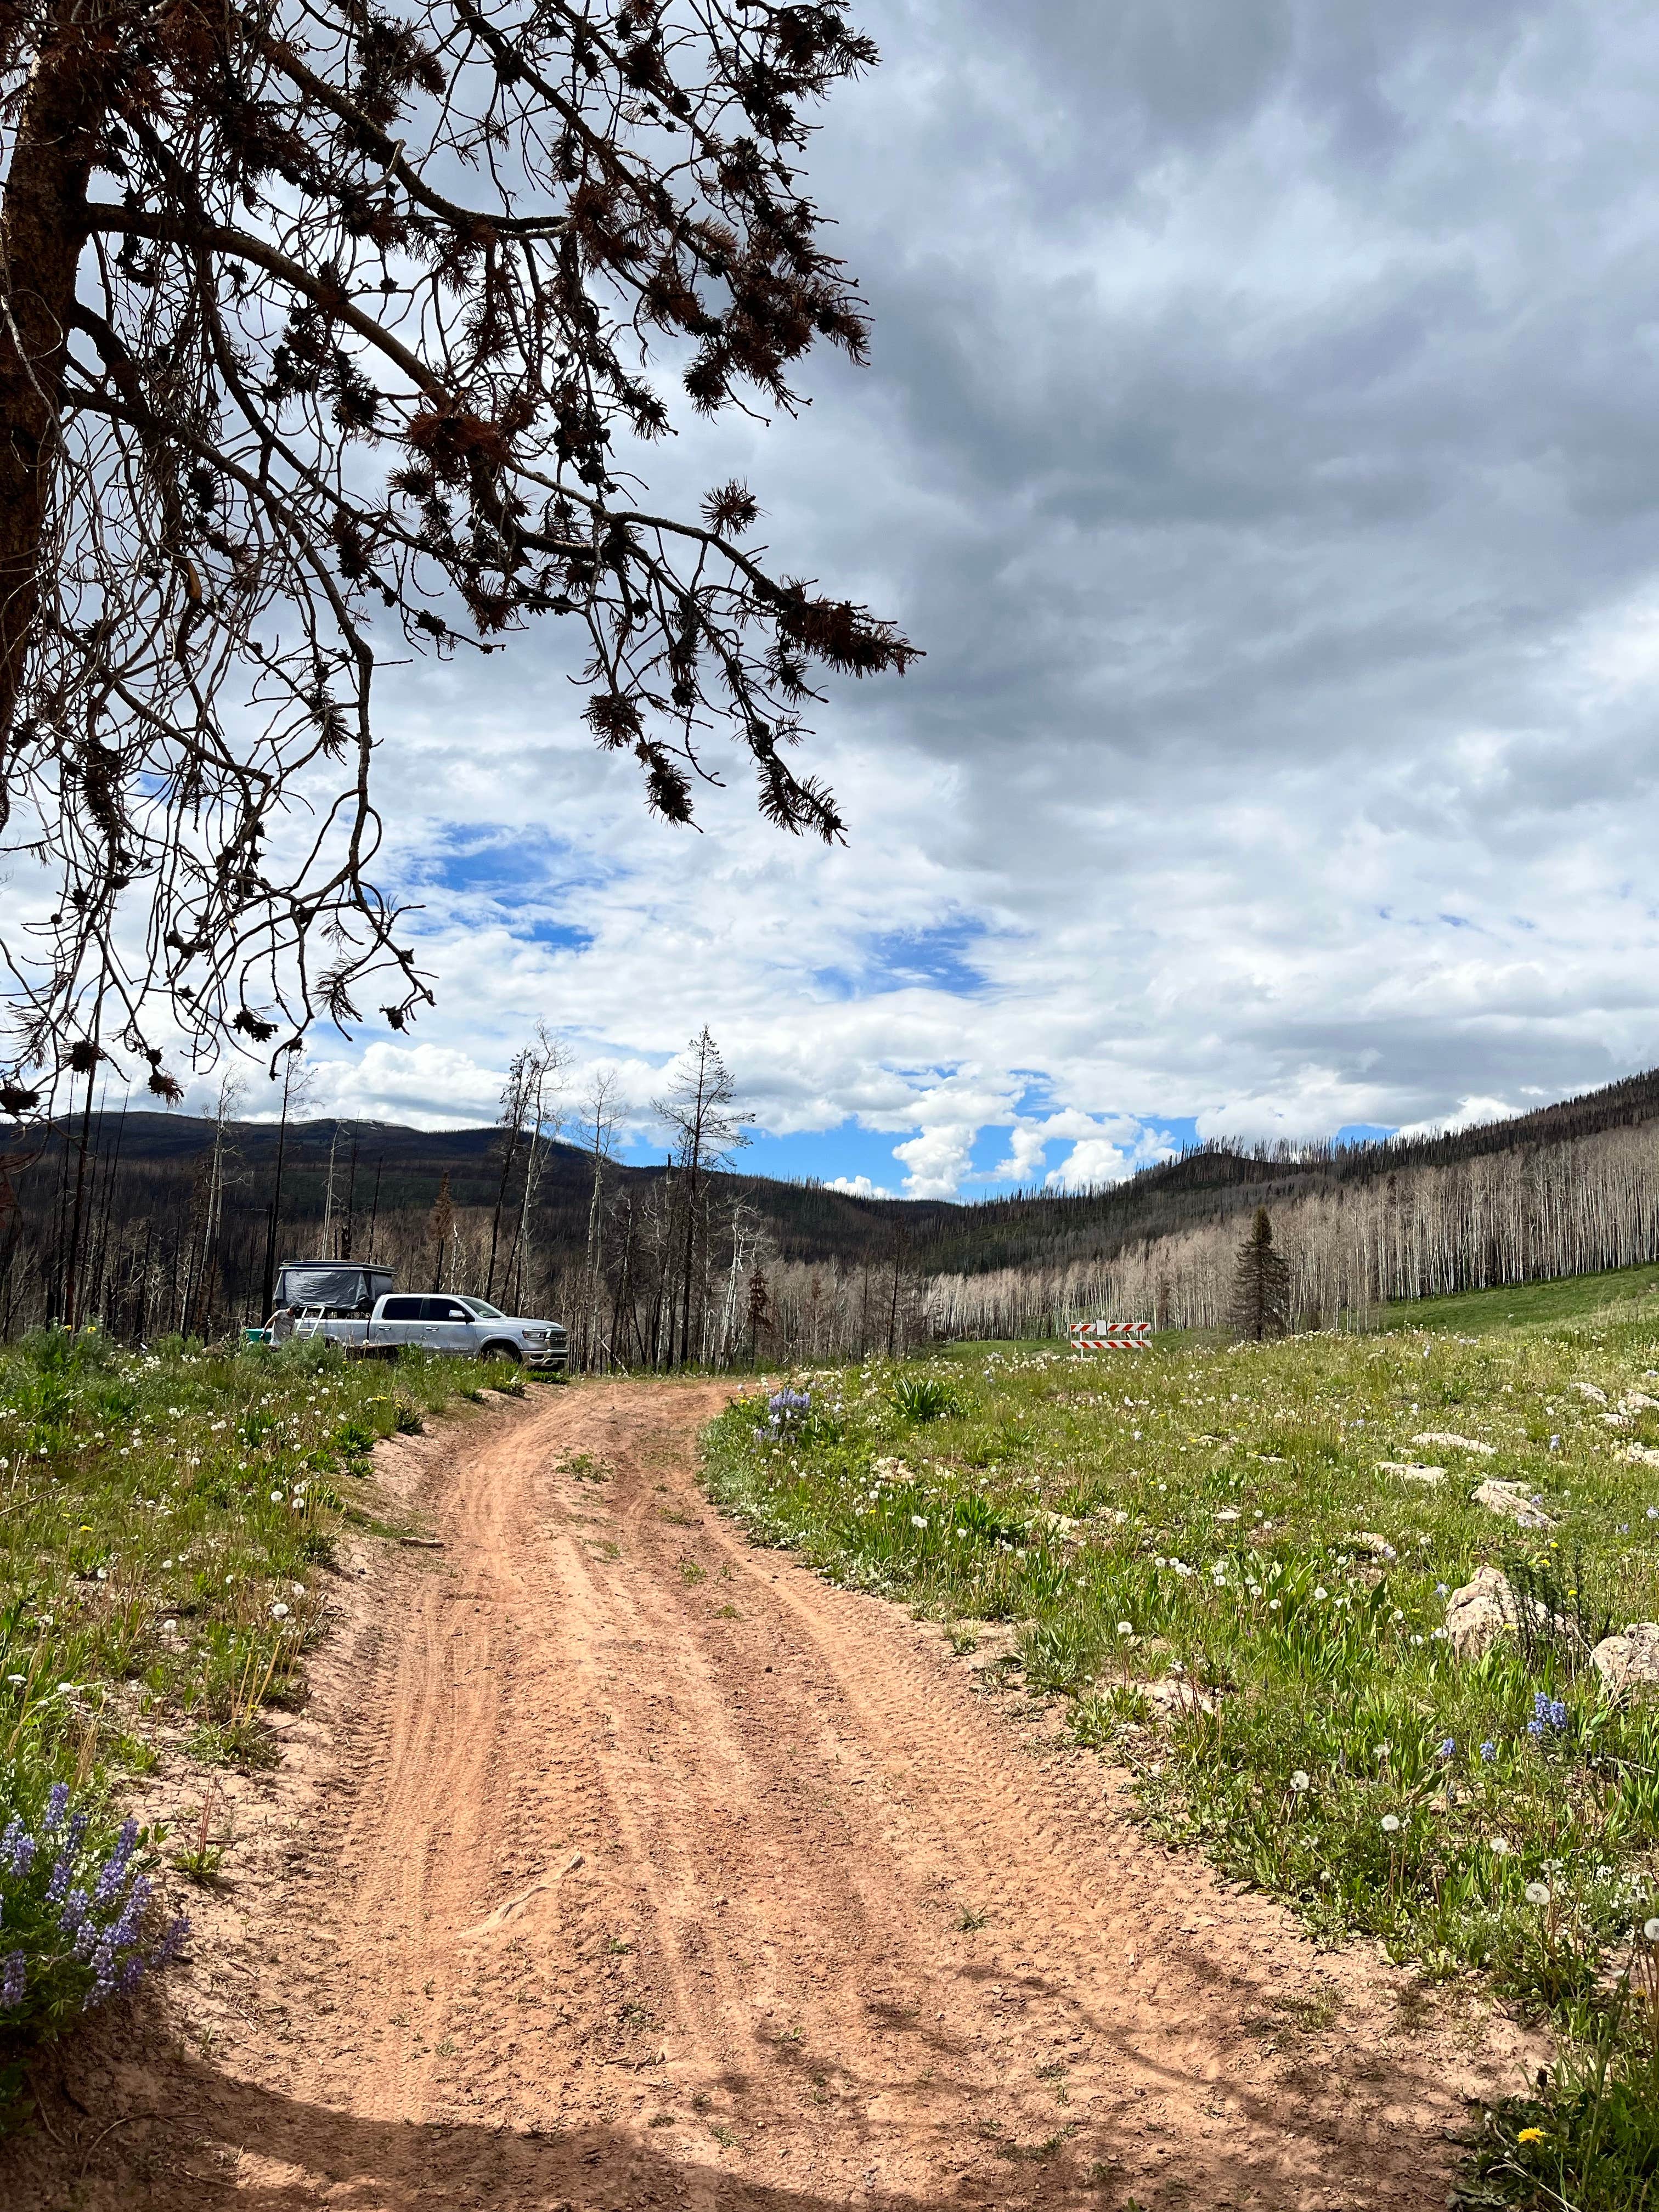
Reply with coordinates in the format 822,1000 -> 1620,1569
15,1059 -> 1659,1278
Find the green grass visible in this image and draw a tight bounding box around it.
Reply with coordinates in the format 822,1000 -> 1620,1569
0,1326 -> 477,2104
1385,1263 -> 1659,1337
0,1329 -> 472,1770
703,1313 -> 1659,2211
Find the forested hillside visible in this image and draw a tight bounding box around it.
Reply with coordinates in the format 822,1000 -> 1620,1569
5,1062 -> 1659,1358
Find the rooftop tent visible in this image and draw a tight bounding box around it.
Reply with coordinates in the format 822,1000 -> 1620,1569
274,1262 -> 394,1314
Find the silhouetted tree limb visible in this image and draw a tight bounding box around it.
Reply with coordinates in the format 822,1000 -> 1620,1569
0,0 -> 915,1111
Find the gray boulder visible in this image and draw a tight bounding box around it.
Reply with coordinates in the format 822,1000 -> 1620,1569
1444,1566 -> 1521,1661
1592,1624 -> 1659,1699
1471,1479 -> 1556,1530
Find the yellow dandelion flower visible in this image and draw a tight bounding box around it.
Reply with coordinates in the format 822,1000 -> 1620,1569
1517,2128 -> 1544,2145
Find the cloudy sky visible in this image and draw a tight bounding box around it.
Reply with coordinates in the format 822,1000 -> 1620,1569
228,0 -> 1659,1197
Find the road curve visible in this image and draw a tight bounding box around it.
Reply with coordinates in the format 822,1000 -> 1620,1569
11,1380 -> 1523,2211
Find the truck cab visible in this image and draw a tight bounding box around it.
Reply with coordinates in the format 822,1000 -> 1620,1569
292,1291 -> 568,1371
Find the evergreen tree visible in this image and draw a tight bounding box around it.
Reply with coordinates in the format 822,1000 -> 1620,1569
1231,1206 -> 1290,1341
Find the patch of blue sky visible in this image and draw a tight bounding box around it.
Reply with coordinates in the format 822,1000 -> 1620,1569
411,825 -> 619,904
693,1122 -> 915,1197
1335,1121 -> 1397,1146
520,918 -> 593,952
814,917 -> 998,1001
1148,1114 -> 1200,1157
611,1107 -> 1221,1200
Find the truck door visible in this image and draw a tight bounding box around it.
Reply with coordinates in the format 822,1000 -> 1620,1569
421,1297 -> 479,1356
377,1295 -> 426,1348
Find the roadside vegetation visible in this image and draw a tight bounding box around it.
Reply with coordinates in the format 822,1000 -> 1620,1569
0,1328 -> 475,2115
703,1299 -> 1659,2211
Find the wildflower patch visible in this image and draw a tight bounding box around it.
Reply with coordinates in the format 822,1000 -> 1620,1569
702,1311 -> 1659,2212
0,1326 -> 472,2117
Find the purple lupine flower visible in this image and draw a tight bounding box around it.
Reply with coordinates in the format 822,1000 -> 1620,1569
92,1822 -> 139,1908
42,1782 -> 69,1831
1436,1737 -> 1456,1760
1,1818 -> 33,1878
44,1853 -> 73,1906
0,1951 -> 24,2011
151,1914 -> 190,1967
108,1877 -> 151,1957
766,1389 -> 811,1431
65,1810 -> 89,1851
72,1918 -> 99,1961
58,1888 -> 89,1938
1480,1740 -> 1497,1762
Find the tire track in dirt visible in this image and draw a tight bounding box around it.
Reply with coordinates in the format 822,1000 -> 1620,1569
7,1380 -> 1534,2212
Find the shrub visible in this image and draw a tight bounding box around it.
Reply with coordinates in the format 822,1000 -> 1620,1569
890,1374 -> 960,1424
0,1780 -> 187,2045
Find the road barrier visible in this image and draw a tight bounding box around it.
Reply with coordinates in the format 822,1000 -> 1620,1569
1068,1320 -> 1151,1354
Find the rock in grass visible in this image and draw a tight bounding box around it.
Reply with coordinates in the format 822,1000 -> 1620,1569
1413,1430 -> 1497,1457
1591,1624 -> 1659,1697
1379,1460 -> 1446,1486
1444,1565 -> 1583,1660
1621,1443 -> 1659,1469
1346,1531 -> 1398,1561
1470,1479 -> 1556,1530
1444,1566 -> 1522,1660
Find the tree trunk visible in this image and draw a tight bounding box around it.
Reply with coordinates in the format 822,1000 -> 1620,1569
0,10 -> 105,779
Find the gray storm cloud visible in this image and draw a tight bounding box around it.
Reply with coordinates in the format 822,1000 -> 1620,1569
199,0 -> 1659,1194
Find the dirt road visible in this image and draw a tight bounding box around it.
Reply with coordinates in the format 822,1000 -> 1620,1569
10,1381 -> 1528,2210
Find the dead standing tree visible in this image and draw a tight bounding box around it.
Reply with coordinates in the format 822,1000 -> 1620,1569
0,1 -> 915,1111
654,1025 -> 744,1365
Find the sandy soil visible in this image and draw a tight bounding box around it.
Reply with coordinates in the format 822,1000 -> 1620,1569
4,1379 -> 1538,2211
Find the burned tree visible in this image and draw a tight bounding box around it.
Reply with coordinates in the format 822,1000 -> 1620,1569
653,1024 -> 743,1364
0,1 -> 914,1109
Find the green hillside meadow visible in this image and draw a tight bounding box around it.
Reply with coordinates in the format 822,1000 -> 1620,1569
703,1277 -> 1659,2210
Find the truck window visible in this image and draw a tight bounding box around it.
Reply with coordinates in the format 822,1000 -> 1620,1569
381,1296 -> 424,1321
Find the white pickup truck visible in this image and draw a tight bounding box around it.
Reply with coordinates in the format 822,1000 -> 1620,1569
293,1292 -> 568,1372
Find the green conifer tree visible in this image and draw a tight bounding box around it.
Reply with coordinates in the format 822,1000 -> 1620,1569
1231,1206 -> 1291,1341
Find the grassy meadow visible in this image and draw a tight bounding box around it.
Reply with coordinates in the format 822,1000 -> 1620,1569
0,1328 -> 485,2086
704,1285 -> 1659,2209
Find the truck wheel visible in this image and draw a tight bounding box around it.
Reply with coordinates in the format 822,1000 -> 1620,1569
478,1341 -> 522,1365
